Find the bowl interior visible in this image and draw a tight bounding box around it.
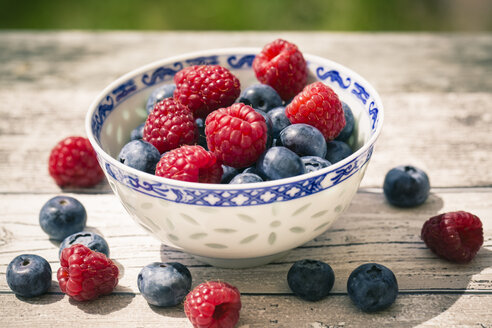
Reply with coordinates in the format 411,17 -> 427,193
90,49 -> 381,170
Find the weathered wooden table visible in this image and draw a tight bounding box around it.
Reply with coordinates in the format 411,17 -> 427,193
1,32 -> 491,327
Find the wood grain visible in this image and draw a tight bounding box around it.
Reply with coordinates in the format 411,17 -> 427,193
1,191 -> 490,294
1,293 -> 491,328
1,32 -> 491,327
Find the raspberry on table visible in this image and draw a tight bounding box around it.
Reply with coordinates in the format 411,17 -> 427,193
174,65 -> 241,119
253,38 -> 308,101
155,145 -> 223,183
205,103 -> 268,168
48,136 -> 104,188
143,98 -> 197,154
286,82 -> 345,142
57,244 -> 119,301
184,281 -> 241,328
421,211 -> 484,263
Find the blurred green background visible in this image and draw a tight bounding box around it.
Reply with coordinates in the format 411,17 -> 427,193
0,0 -> 491,31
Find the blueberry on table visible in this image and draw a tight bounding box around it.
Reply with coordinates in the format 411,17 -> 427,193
130,122 -> 145,141
383,165 -> 430,207
39,195 -> 87,241
146,84 -> 176,114
287,259 -> 335,301
229,172 -> 263,184
335,102 -> 355,142
347,263 -> 398,312
238,83 -> 283,112
257,146 -> 306,180
138,262 -> 192,307
279,123 -> 327,158
59,231 -> 110,258
301,156 -> 331,173
266,106 -> 290,138
7,254 -> 52,298
325,140 -> 353,164
118,139 -> 161,174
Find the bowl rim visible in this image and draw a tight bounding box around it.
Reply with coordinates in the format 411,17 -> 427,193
85,47 -> 384,191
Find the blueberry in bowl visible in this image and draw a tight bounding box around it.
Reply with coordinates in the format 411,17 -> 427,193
86,41 -> 384,268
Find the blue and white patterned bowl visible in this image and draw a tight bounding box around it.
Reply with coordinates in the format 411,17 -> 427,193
85,48 -> 383,268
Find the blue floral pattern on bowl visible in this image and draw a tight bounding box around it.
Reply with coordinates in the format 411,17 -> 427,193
89,50 -> 381,207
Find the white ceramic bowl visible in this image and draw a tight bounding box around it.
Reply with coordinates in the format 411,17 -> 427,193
85,48 -> 383,268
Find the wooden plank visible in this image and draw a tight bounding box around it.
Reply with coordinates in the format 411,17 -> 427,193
0,90 -> 491,192
0,32 -> 491,192
1,190 -> 490,294
0,293 -> 491,328
1,32 -> 491,94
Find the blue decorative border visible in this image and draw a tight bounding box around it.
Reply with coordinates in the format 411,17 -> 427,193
90,51 -> 381,206
101,144 -> 372,207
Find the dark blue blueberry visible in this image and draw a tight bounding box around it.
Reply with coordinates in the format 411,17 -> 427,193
146,84 -> 176,114
59,231 -> 110,258
287,259 -> 335,302
7,254 -> 52,297
301,156 -> 332,173
195,118 -> 208,150
335,102 -> 355,142
221,165 -> 239,184
255,109 -> 273,148
39,196 -> 87,241
229,173 -> 263,184
347,263 -> 398,312
238,84 -> 283,112
266,106 -> 291,138
257,146 -> 306,180
118,139 -> 161,174
383,165 -> 430,207
137,262 -> 192,307
241,165 -> 258,175
279,124 -> 327,158
325,141 -> 353,164
130,122 -> 145,141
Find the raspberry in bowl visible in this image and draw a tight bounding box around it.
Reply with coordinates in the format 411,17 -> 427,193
85,42 -> 384,268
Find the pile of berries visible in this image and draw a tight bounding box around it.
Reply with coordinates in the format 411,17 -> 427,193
7,195 -> 119,302
119,38 -> 354,184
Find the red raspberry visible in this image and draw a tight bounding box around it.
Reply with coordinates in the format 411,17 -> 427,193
143,98 -> 197,154
184,281 -> 241,328
57,244 -> 119,301
155,145 -> 222,183
421,211 -> 484,263
174,65 -> 241,119
205,103 -> 268,168
285,82 -> 345,142
253,38 -> 308,101
48,136 -> 105,188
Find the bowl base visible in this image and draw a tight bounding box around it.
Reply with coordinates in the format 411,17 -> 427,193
193,250 -> 290,269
